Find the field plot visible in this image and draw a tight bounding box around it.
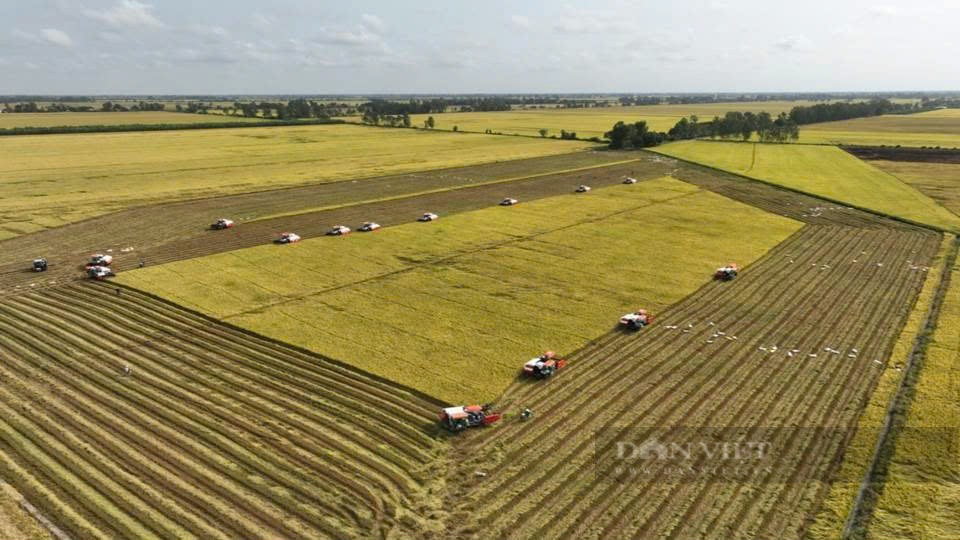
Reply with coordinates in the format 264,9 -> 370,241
118,178 -> 802,402
807,234 -> 954,540
801,110 -> 960,148
652,141 -> 960,231
0,123 -> 592,239
0,282 -> 446,540
0,111 -> 262,129
865,246 -> 960,540
442,224 -> 940,540
869,160 -> 960,217
0,153 -> 665,295
407,101 -> 817,138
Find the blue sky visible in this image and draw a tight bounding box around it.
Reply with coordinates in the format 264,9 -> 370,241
1,0 -> 957,94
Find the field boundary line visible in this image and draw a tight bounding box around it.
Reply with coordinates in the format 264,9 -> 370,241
100,282 -> 448,408
248,158 -> 645,223
840,234 -> 959,539
0,479 -> 72,540
646,147 -> 953,233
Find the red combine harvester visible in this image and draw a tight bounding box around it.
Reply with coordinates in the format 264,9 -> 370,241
619,309 -> 654,330
439,405 -> 502,432
714,263 -> 739,281
522,351 -> 567,379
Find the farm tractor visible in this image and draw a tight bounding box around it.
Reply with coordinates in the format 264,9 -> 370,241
575,185 -> 591,193
714,263 -> 739,281
619,309 -> 654,330
32,258 -> 48,272
418,212 -> 439,222
439,404 -> 502,432
522,351 -> 568,378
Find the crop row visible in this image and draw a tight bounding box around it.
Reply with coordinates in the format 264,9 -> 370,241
440,224 -> 939,540
0,283 -> 444,540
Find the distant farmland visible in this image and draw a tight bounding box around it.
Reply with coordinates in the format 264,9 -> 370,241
801,109 -> 960,147
0,111 -> 262,129
405,101 -> 821,138
0,124 -> 592,240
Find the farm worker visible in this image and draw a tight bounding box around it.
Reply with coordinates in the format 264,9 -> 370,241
138,259 -> 145,268
520,407 -> 533,421
115,288 -> 121,296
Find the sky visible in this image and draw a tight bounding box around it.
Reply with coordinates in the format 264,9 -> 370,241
1,0 -> 958,95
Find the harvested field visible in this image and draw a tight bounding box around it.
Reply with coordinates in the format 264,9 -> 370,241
0,152 -> 667,295
0,148 -> 945,540
844,145 -> 960,164
441,223 -> 940,540
0,282 -> 446,540
0,123 -> 592,239
117,177 -> 802,402
652,141 -> 960,231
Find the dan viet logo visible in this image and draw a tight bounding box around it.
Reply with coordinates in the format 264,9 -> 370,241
618,437 -> 773,461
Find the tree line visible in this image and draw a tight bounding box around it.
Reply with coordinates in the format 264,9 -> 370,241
608,109 -> 803,149
786,99 -> 921,124
668,111 -> 800,142
2,101 -> 168,113
0,118 -> 344,137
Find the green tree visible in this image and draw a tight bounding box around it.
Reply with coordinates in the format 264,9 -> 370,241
538,128 -> 548,137
426,116 -> 435,129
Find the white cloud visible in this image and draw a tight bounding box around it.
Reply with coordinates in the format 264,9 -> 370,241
552,7 -> 632,34
868,5 -> 898,16
12,28 -> 74,48
510,15 -> 531,29
41,28 -> 74,47
772,35 -> 813,52
86,0 -> 162,28
360,14 -> 386,33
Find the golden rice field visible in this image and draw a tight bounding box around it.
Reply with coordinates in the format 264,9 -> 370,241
866,240 -> 960,540
870,160 -> 960,218
801,110 -> 960,148
0,124 -> 593,240
405,101 -> 821,138
807,234 -> 954,540
651,141 -> 960,231
0,111 -> 262,129
117,177 -> 801,403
